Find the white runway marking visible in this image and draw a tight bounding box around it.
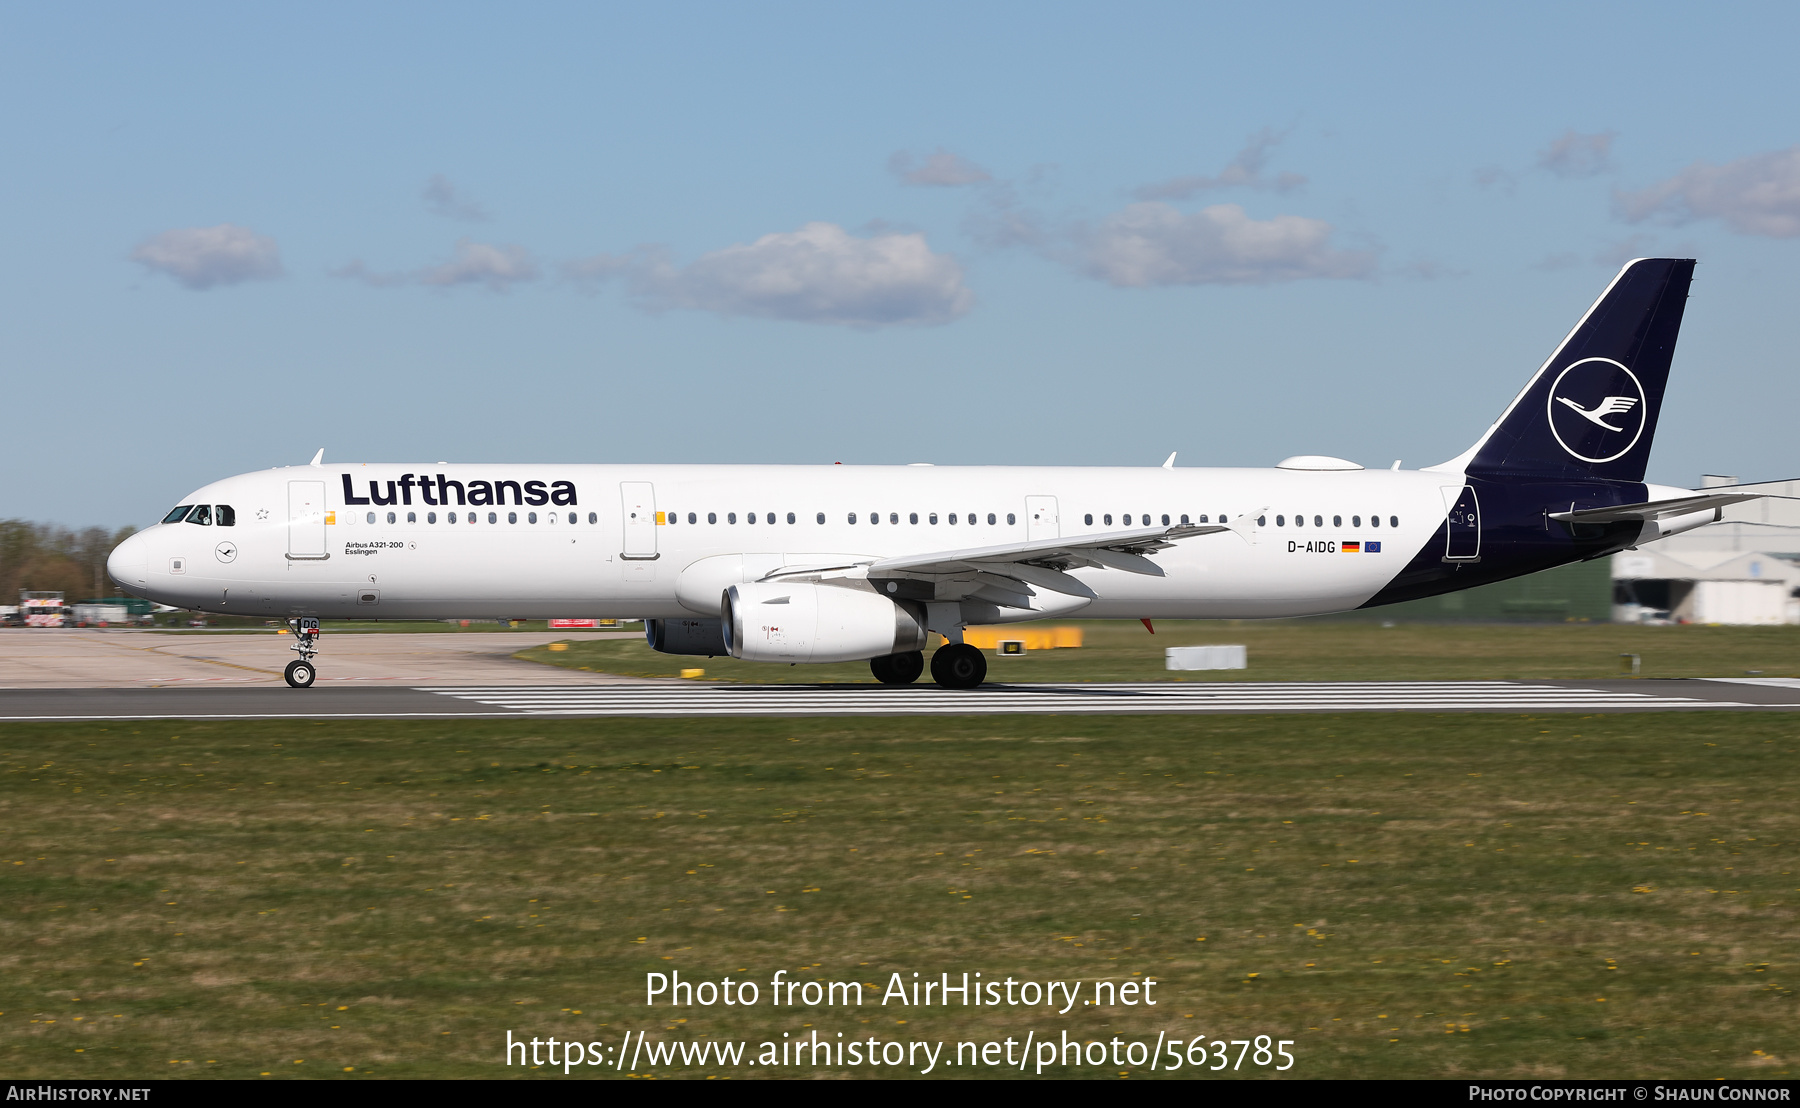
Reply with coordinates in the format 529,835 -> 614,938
415,681 -> 1743,716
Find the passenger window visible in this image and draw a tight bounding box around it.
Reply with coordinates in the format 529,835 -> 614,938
569,513 -> 578,525
528,512 -> 537,524
488,512 -> 498,524
216,505 -> 236,526
729,512 -> 738,524
709,512 -> 718,524
588,512 -> 598,524
929,513 -> 938,524
366,511 -> 376,524
1219,514 -> 1227,523
746,512 -> 755,525
786,512 -> 795,524
848,512 -> 857,524
387,511 -> 397,524
1276,515 -> 1285,527
1257,516 -> 1266,526
1181,514 -> 1190,524
1084,514 -> 1093,526
869,512 -> 878,525
890,512 -> 899,525
1314,515 -> 1322,528
408,511 -> 418,523
1390,516 -> 1399,528
1333,515 -> 1341,527
1161,514 -> 1170,526
949,514 -> 958,525
1103,514 -> 1112,526
909,512 -> 918,524
505,511 -> 515,524
987,512 -> 996,525
163,505 -> 194,524
1006,513 -> 1015,525
1352,515 -> 1361,527
428,512 -> 438,524
816,512 -> 825,524
691,512 -> 700,524
187,505 -> 212,526
1370,515 -> 1380,528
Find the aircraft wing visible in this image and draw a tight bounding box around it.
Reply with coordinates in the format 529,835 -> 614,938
1548,492 -> 1769,524
763,523 -> 1230,600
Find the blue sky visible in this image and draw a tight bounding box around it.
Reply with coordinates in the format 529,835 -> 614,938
6,2 -> 1799,526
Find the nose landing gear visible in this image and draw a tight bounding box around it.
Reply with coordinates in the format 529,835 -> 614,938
284,617 -> 320,688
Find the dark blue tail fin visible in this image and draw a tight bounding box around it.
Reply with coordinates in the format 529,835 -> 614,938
1467,258 -> 1694,483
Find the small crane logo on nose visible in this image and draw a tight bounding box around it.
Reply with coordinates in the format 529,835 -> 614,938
215,542 -> 237,563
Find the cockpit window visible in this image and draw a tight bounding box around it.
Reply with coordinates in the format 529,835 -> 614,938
186,505 -> 213,526
215,505 -> 236,526
163,505 -> 194,524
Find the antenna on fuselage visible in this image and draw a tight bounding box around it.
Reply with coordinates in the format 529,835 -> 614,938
309,448 -> 324,467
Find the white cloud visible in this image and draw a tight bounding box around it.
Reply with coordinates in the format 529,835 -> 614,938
418,240 -> 537,289
1536,130 -> 1616,178
1079,202 -> 1375,287
573,222 -> 972,327
422,174 -> 491,222
333,240 -> 538,291
888,148 -> 992,187
1615,146 -> 1800,237
1135,128 -> 1306,201
130,224 -> 283,289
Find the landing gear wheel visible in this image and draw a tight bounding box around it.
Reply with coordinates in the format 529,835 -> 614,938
870,650 -> 925,685
284,659 -> 317,688
929,643 -> 987,689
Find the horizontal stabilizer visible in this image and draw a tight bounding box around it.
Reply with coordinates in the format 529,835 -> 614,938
1548,492 -> 1769,524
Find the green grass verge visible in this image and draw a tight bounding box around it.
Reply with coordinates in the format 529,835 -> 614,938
517,620 -> 1800,683
3,714 -> 1795,1079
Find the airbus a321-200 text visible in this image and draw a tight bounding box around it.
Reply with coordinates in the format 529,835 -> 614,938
108,258 -> 1770,689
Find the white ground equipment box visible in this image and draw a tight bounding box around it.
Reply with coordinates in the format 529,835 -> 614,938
1165,644 -> 1247,671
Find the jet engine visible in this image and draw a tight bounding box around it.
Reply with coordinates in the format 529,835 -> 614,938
722,581 -> 929,663
645,617 -> 729,656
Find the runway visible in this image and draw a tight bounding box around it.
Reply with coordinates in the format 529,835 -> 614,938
1,678 -> 1792,720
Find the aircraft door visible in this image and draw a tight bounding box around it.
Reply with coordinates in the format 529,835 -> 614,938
620,482 -> 659,560
1025,495 -> 1059,541
1441,485 -> 1481,561
287,481 -> 328,560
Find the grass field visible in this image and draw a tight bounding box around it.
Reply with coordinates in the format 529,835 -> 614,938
518,620 -> 1800,683
3,712 -> 1795,1079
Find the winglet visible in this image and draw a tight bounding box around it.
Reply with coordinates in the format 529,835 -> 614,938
309,448 -> 324,467
1161,452 -> 1176,469
1141,618 -> 1155,634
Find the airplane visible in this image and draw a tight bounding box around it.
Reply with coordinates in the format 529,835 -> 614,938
107,257 -> 1770,689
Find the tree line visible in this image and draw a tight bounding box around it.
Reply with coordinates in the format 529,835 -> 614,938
0,521 -> 137,602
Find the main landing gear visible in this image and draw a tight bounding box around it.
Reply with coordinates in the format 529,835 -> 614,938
928,643 -> 987,690
869,650 -> 925,685
284,617 -> 320,688
870,644 -> 988,688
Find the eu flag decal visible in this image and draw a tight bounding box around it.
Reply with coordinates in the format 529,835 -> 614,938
1367,541 -> 1382,553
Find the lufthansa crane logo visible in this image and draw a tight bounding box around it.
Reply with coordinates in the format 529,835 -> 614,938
1546,357 -> 1646,464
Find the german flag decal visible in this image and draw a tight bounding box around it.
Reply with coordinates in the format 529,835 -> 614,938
1342,541 -> 1361,553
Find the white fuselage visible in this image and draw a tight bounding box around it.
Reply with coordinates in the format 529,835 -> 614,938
109,462 -> 1451,622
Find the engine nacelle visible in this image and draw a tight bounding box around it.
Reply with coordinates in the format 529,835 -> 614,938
645,617 -> 729,656
723,581 -> 928,663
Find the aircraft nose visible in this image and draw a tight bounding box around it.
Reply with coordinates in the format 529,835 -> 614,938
107,531 -> 149,591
